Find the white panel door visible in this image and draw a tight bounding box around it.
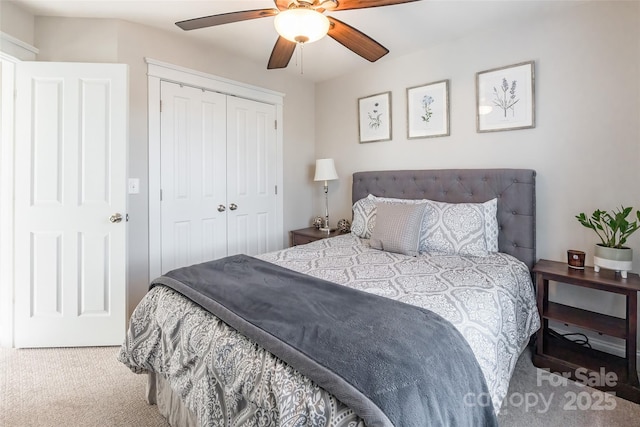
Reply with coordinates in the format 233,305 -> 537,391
160,82 -> 227,273
14,62 -> 128,347
226,96 -> 278,256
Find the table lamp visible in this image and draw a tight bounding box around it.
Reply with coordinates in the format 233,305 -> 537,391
313,158 -> 338,232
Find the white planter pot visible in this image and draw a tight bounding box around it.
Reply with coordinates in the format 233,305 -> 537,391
593,245 -> 633,278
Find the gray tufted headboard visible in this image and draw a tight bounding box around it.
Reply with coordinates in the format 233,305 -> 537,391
352,169 -> 536,271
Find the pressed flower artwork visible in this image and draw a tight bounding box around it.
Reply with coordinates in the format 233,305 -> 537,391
407,80 -> 450,139
421,95 -> 434,123
368,102 -> 382,129
358,92 -> 391,143
476,61 -> 535,132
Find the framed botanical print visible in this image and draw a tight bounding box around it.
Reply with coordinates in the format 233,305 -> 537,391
407,79 -> 450,139
476,61 -> 535,132
358,91 -> 391,143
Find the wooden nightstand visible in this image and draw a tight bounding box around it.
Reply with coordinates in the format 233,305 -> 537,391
290,227 -> 340,246
532,259 -> 640,402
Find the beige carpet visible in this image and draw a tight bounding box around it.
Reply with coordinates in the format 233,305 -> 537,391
497,347 -> 640,426
0,346 -> 169,427
1,345 -> 640,426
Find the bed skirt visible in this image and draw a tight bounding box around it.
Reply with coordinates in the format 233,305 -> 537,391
147,372 -> 198,427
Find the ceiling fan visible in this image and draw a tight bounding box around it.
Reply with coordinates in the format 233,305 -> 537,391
176,0 -> 420,70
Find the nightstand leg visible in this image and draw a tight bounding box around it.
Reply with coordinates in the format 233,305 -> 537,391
627,291 -> 638,385
535,275 -> 548,357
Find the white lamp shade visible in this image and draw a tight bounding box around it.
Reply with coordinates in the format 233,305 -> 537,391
314,158 -> 338,181
274,9 -> 330,44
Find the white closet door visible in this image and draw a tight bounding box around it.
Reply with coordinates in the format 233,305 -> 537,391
226,96 -> 278,256
160,82 -> 227,273
14,62 -> 128,347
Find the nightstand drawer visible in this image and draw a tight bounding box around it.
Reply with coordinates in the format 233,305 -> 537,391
292,234 -> 318,246
290,227 -> 338,246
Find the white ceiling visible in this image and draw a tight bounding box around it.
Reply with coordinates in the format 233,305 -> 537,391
11,0 -> 580,82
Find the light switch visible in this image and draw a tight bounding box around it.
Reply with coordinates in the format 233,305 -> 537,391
128,178 -> 140,194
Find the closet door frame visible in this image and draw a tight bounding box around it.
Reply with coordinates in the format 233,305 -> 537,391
147,58 -> 284,281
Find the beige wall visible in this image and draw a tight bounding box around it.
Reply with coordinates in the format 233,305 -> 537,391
35,17 -> 118,62
0,0 -> 35,45
315,1 -> 640,325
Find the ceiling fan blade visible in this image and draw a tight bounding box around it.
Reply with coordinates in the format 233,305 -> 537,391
327,16 -> 388,62
267,37 -> 297,69
176,9 -> 278,31
332,0 -> 420,11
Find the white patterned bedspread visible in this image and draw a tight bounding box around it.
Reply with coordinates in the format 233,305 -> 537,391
119,234 -> 540,425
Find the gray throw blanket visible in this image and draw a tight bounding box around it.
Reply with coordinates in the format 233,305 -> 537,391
154,254 -> 498,427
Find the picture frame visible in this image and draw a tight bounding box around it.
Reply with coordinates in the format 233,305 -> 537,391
358,91 -> 392,143
476,61 -> 535,132
406,79 -> 450,139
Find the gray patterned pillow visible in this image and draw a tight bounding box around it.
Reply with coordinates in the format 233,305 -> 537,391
351,196 -> 377,238
373,196 -> 498,254
353,195 -> 498,254
369,202 -> 426,256
421,199 -> 497,257
352,194 -> 427,239
482,198 -> 499,252
370,196 -> 428,248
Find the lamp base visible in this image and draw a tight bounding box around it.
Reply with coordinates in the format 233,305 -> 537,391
319,227 -> 334,233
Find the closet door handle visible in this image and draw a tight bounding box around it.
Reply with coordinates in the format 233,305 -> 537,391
229,203 -> 238,211
217,204 -> 226,212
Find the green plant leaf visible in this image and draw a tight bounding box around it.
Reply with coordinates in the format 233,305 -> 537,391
576,206 -> 640,248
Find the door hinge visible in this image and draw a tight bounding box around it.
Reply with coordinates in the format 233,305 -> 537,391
160,100 -> 162,112
275,185 -> 278,195
160,189 -> 163,201
274,120 -> 277,130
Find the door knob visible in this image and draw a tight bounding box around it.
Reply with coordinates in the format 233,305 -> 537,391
229,203 -> 238,211
109,213 -> 123,223
217,204 -> 226,212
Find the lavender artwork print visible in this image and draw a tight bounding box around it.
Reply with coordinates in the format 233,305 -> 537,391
476,61 -> 535,132
493,78 -> 518,118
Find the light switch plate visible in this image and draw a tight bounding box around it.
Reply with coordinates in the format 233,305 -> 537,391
128,178 -> 140,194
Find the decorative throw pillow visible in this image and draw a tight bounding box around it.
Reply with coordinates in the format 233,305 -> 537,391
369,202 -> 426,256
370,195 -> 428,246
421,199 -> 498,257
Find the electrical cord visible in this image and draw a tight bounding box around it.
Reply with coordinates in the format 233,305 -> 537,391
548,328 -> 592,349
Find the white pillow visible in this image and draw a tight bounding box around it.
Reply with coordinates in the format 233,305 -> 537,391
369,202 -> 426,256
421,199 -> 498,257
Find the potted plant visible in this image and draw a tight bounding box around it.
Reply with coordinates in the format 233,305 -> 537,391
576,206 -> 640,278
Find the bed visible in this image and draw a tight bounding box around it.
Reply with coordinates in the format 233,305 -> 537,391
119,168 -> 540,427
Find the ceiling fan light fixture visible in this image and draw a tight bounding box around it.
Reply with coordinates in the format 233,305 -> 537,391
274,8 -> 330,44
